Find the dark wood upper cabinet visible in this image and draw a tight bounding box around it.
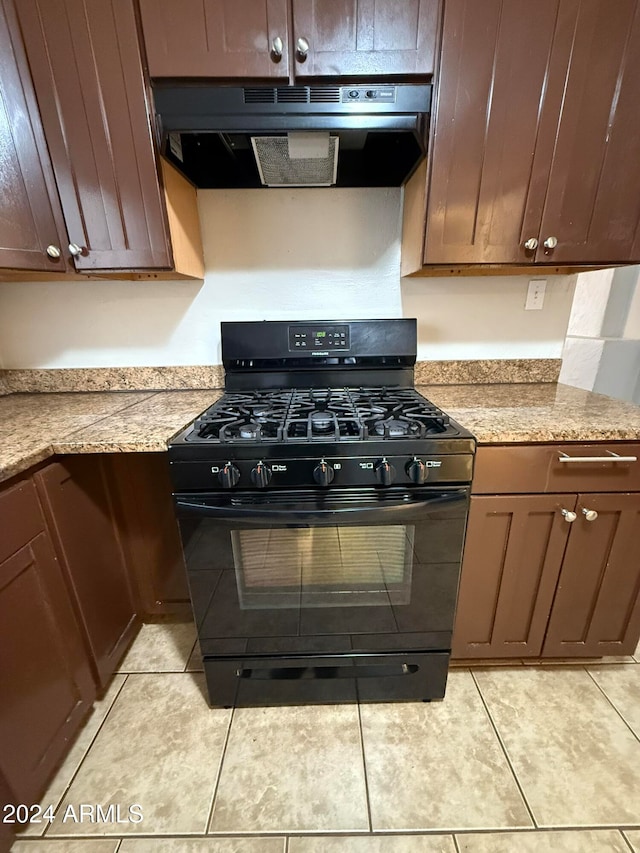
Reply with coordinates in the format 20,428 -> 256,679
425,0 -> 560,264
0,479 -> 95,805
453,494 -> 572,659
291,0 -> 439,78
0,0 -> 69,273
14,0 -> 174,272
34,458 -> 138,688
528,0 -> 640,264
543,493 -> 640,657
424,0 -> 640,267
140,0 -> 290,80
140,0 -> 438,80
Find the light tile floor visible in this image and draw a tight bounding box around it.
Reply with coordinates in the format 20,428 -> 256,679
9,626 -> 640,851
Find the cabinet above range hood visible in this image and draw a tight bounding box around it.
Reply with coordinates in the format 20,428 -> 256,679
153,83 -> 431,189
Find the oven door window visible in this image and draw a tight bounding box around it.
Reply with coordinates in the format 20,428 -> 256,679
232,525 -> 414,609
177,487 -> 469,656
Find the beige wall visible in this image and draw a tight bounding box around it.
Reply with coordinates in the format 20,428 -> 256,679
0,188 -> 576,368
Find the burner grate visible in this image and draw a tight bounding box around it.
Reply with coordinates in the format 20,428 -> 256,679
186,386 -> 455,444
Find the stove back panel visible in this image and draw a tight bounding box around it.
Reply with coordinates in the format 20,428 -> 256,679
222,319 -> 417,390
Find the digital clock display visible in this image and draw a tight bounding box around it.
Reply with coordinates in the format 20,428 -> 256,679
288,324 -> 350,352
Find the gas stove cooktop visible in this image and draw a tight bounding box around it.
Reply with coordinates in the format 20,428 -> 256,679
168,320 -> 476,491
183,386 -> 459,444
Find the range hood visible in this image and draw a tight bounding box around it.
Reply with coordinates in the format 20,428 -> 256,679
152,83 -> 431,189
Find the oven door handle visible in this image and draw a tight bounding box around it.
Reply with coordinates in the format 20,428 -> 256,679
175,492 -> 466,524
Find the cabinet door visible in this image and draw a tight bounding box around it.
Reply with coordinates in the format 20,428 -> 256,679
452,494 -> 573,659
529,0 -> 640,265
0,480 -> 94,804
140,0 -> 290,80
109,454 -> 191,617
292,0 -> 439,78
543,493 -> 640,657
424,0 -> 559,264
0,0 -> 68,272
14,0 -> 172,271
34,458 -> 138,688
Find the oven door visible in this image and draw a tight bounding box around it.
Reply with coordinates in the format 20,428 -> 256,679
175,486 -> 469,660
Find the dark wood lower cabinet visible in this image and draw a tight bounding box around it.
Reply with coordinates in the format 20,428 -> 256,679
109,454 -> 190,617
0,480 -> 95,806
453,494 -> 574,658
34,458 -> 138,688
453,488 -> 640,659
0,768 -> 17,852
543,493 -> 640,657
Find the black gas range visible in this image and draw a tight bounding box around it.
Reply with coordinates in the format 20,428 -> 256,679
168,319 -> 475,707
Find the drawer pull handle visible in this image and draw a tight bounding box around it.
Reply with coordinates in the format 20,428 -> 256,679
557,451 -> 638,464
582,508 -> 598,522
561,509 -> 577,522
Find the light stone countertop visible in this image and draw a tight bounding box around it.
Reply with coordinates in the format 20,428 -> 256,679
420,382 -> 640,444
2,383 -> 640,485
0,389 -> 221,484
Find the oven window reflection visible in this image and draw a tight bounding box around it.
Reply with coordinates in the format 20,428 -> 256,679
231,525 -> 414,609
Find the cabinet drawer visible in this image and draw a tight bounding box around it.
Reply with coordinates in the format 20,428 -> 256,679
0,479 -> 46,563
472,443 -> 640,495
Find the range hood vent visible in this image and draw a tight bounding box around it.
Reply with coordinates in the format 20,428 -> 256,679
243,86 -> 342,104
252,134 -> 339,187
153,83 -> 432,189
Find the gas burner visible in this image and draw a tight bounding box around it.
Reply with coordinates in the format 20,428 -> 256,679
239,424 -> 258,440
310,411 -> 334,432
218,418 -> 282,442
373,418 -> 411,437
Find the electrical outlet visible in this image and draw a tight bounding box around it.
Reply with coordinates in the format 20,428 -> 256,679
526,279 -> 547,310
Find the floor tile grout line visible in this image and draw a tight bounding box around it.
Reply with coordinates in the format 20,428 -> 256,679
584,667 -> 640,746
204,702 -> 236,834
284,835 -> 290,853
183,639 -> 199,673
117,669 -> 191,675
469,669 -> 539,830
356,701 -> 373,834
32,826 -> 640,840
452,832 -> 462,852
40,673 -> 130,839
621,829 -> 637,852
114,839 -> 124,852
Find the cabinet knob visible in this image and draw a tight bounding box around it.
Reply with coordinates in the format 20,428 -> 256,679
523,237 -> 538,251
561,509 -> 577,523
296,36 -> 310,60
543,236 -> 558,249
46,245 -> 61,259
271,36 -> 283,60
582,508 -> 598,522
68,243 -> 84,256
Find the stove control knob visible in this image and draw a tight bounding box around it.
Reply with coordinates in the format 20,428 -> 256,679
406,458 -> 427,484
218,462 -> 240,488
313,459 -> 335,486
250,462 -> 272,488
374,458 -> 396,486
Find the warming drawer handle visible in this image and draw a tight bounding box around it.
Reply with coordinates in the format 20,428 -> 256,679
557,451 -> 638,464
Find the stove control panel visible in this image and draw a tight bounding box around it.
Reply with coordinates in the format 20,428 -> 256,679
288,324 -> 350,352
171,454 -> 474,491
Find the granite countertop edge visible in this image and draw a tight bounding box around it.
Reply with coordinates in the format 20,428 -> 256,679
2,383 -> 640,485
